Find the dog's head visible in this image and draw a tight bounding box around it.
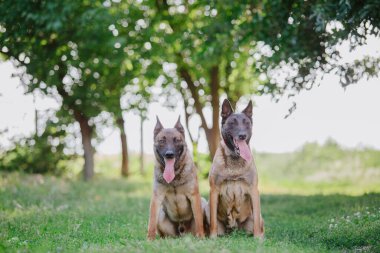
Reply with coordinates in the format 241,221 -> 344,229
220,99 -> 253,162
153,116 -> 186,183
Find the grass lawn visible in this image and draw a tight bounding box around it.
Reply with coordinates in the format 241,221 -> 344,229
1,169 -> 379,253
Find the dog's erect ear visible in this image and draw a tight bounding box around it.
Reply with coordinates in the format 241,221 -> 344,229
242,100 -> 253,119
221,99 -> 233,125
154,116 -> 164,137
174,116 -> 185,137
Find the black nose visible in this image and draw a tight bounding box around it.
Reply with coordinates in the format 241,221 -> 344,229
164,151 -> 174,159
238,134 -> 246,140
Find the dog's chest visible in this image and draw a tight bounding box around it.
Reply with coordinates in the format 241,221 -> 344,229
163,188 -> 192,222
218,180 -> 252,227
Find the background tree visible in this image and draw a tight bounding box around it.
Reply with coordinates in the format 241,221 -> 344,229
0,1 -> 119,180
152,1 -> 261,159
226,0 -> 380,106
151,0 -> 380,159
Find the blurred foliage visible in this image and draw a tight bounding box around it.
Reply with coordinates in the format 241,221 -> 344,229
0,0 -> 379,113
282,139 -> 380,176
151,0 -> 380,100
0,121 -> 74,175
238,0 -> 380,97
0,0 -> 159,118
256,139 -> 380,194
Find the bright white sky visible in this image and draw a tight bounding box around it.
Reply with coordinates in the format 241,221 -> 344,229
1,37 -> 379,154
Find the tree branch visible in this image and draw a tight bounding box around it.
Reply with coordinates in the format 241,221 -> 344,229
210,65 -> 220,130
179,67 -> 209,133
182,95 -> 195,144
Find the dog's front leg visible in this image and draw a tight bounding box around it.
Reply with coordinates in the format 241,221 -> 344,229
189,187 -> 205,238
147,190 -> 165,240
251,186 -> 264,239
209,183 -> 219,238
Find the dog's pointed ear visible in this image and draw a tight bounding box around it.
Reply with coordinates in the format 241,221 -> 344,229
154,116 -> 164,137
242,100 -> 253,119
174,116 -> 185,137
221,99 -> 233,125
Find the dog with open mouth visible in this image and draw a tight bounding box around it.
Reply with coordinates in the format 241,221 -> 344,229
207,99 -> 264,238
147,117 -> 206,240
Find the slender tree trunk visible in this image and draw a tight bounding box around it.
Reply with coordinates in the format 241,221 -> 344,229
117,116 -> 129,177
208,66 -> 220,159
139,114 -> 145,175
182,97 -> 199,167
56,69 -> 95,180
33,92 -> 38,138
179,66 -> 221,160
204,129 -> 218,160
74,110 -> 94,181
229,100 -> 237,108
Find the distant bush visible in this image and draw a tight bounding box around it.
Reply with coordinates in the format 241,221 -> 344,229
256,139 -> 380,194
275,139 -> 380,177
0,121 -> 74,175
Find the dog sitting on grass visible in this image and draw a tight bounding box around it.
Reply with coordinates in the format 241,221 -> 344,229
147,117 -> 205,240
207,99 -> 264,238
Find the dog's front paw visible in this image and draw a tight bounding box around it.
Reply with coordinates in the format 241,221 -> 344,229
254,232 -> 264,241
147,232 -> 156,240
209,232 -> 217,239
196,232 -> 205,239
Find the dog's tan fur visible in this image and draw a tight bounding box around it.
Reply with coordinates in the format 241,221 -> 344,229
207,101 -> 264,238
147,118 -> 205,240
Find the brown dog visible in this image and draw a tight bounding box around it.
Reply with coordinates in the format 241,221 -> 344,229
147,117 -> 205,240
207,99 -> 264,238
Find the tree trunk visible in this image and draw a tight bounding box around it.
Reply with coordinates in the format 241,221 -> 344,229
56,69 -> 95,181
157,3 -> 221,161
179,66 -> 221,160
74,110 -> 94,181
139,114 -> 145,175
208,66 -> 220,159
182,97 -> 199,167
117,116 -> 129,177
204,129 -> 218,160
33,92 -> 38,138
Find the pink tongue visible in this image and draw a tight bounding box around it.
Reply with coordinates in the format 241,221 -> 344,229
237,140 -> 252,163
163,158 -> 175,183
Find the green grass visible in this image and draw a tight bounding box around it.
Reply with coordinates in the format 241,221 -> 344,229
1,171 -> 379,253
1,141 -> 380,252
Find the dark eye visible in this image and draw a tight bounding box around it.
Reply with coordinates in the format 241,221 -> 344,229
159,139 -> 166,144
174,137 -> 180,143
